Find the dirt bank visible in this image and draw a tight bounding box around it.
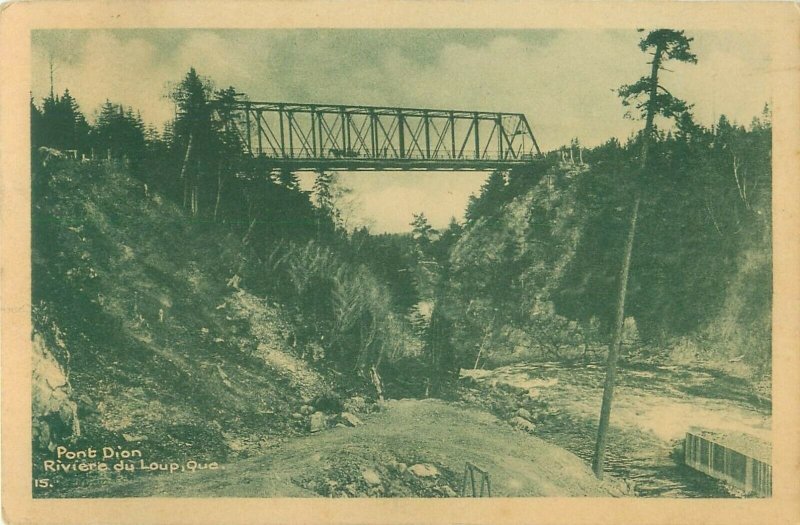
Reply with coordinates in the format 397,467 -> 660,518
56,399 -> 621,498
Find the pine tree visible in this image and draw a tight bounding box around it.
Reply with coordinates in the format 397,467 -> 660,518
169,68 -> 214,215
592,29 -> 698,479
466,170 -> 507,222
31,96 -> 44,149
38,89 -> 90,155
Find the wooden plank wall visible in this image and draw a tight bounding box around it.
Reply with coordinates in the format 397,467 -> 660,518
685,431 -> 772,496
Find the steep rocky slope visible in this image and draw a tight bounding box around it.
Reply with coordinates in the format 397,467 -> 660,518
32,161 -> 330,495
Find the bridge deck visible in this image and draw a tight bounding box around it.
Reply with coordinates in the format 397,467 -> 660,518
248,157 -> 540,172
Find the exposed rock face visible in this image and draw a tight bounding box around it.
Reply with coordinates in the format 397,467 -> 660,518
225,289 -> 326,399
32,333 -> 80,450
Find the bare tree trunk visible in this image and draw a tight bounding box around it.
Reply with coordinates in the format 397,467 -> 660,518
473,314 -> 495,369
180,133 -> 194,210
214,171 -> 223,222
370,365 -> 384,402
592,40 -> 663,479
591,194 -> 640,478
242,217 -> 257,246
191,184 -> 198,217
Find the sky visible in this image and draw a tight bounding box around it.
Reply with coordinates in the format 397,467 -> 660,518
32,29 -> 772,232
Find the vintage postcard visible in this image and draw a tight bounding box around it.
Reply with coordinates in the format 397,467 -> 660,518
1,1 -> 798,524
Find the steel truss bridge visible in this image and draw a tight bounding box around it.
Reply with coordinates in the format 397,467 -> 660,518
213,101 -> 542,171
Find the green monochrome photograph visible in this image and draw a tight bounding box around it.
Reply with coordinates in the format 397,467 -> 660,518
19,14 -> 783,507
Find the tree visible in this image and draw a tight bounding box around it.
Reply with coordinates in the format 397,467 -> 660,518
31,96 -> 44,149
409,213 -> 439,299
592,29 -> 697,479
169,68 -> 215,215
91,101 -> 146,163
312,171 -> 341,240
465,170 -> 507,222
210,86 -> 246,222
36,89 -> 90,155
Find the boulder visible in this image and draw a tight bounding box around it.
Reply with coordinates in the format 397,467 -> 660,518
438,485 -> 458,497
409,463 -> 439,478
309,411 -> 326,433
515,407 -> 532,420
339,412 -> 363,427
510,416 -> 536,433
300,404 -> 314,416
388,460 -> 407,473
362,468 -> 382,486
343,395 -> 368,413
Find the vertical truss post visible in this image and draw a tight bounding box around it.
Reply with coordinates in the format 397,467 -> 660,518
311,108 -> 317,157
497,115 -> 504,160
423,110 -> 431,159
278,105 -> 286,157
449,112 -> 456,160
473,113 -> 480,159
345,111 -> 352,155
398,111 -> 406,159
287,110 -> 294,158
317,111 -> 325,158
256,109 -> 263,155
245,102 -> 252,155
340,108 -> 347,155
370,110 -> 378,157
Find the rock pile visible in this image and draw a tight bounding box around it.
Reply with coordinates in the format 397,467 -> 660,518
295,395 -> 373,434
296,456 -> 458,498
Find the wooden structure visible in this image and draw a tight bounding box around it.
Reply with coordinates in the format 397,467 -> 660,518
684,428 -> 771,497
461,461 -> 492,497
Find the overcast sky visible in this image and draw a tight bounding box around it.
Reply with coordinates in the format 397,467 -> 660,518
32,29 -> 771,232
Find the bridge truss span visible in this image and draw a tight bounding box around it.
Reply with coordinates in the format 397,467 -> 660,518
213,100 -> 542,171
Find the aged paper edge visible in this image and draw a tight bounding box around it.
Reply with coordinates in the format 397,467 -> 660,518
1,1 -> 798,524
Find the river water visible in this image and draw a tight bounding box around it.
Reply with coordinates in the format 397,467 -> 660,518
461,361 -> 771,497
